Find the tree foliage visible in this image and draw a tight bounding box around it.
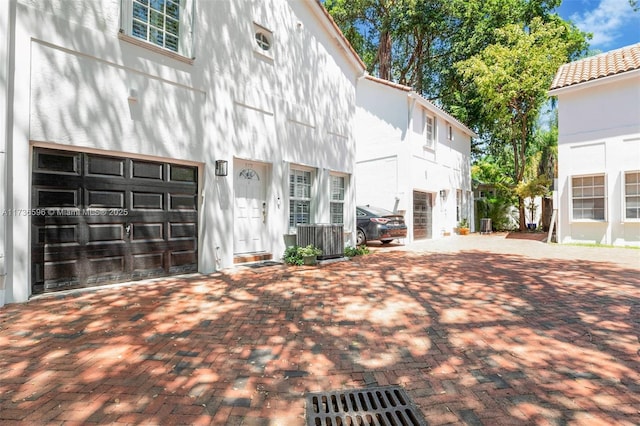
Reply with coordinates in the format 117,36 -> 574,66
325,0 -> 589,230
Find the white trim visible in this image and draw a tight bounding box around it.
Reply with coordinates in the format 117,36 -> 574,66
30,141 -> 202,168
118,32 -> 194,64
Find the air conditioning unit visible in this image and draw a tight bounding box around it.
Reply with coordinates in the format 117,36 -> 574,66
296,224 -> 344,260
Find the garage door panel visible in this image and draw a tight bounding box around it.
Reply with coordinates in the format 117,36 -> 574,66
132,192 -> 164,209
32,148 -> 198,294
169,193 -> 197,210
36,188 -> 79,208
132,253 -> 164,272
37,225 -> 78,245
88,223 -> 125,242
87,155 -> 125,177
170,165 -> 197,182
132,160 -> 164,180
88,256 -> 126,275
170,223 -> 196,239
35,150 -> 80,174
43,260 -> 79,282
171,250 -> 197,268
86,190 -> 125,208
131,223 -> 164,241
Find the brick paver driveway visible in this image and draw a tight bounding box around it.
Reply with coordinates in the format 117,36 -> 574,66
1,234 -> 638,425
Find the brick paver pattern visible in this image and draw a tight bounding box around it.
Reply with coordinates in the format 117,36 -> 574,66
1,240 -> 639,425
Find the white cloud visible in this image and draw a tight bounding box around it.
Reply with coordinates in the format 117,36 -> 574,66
570,0 -> 639,48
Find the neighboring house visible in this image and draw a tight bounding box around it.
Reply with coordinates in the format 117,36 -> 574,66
0,0 -> 365,305
549,43 -> 640,247
355,76 -> 477,242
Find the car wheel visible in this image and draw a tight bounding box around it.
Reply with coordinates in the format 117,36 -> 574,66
356,229 -> 366,246
381,239 -> 393,244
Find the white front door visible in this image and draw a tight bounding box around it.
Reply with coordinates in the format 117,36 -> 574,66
234,161 -> 267,254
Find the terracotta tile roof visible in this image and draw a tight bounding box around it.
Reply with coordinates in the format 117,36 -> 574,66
550,43 -> 640,91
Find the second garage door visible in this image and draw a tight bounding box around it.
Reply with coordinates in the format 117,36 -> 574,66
413,190 -> 432,240
31,148 -> 198,294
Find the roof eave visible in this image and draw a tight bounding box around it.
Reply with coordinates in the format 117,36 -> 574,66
308,0 -> 366,74
549,67 -> 640,96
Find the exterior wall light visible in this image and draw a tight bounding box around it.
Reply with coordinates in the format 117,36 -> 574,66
215,160 -> 228,177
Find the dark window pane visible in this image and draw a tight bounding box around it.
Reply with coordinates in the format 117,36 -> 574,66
37,153 -> 77,173
170,166 -> 196,182
133,161 -> 163,180
87,156 -> 124,176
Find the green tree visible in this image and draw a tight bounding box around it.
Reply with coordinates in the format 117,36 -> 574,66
456,17 -> 572,230
324,0 -> 409,80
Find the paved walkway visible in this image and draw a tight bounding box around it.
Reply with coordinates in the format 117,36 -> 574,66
0,234 -> 638,425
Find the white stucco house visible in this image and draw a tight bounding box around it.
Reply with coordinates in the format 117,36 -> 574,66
549,43 -> 640,247
0,0 -> 366,305
355,75 -> 477,242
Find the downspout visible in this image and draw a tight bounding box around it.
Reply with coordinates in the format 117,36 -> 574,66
0,0 -> 16,306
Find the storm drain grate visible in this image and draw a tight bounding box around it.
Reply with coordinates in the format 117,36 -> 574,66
306,386 -> 427,426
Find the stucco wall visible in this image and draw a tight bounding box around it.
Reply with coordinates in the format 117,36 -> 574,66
556,72 -> 640,246
3,0 -> 360,304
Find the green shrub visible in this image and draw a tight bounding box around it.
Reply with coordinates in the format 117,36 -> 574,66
283,245 -> 322,265
299,244 -> 322,257
283,245 -> 303,265
344,245 -> 370,257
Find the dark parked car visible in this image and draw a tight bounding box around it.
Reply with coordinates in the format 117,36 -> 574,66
356,205 -> 407,245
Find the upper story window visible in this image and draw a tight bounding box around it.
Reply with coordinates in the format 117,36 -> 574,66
624,171 -> 640,220
447,124 -> 454,141
121,0 -> 194,59
425,115 -> 435,149
571,174 -> 606,221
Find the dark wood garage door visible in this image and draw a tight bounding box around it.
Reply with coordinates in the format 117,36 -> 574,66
413,190 -> 432,240
31,148 -> 198,294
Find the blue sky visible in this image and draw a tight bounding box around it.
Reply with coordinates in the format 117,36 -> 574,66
556,0 -> 640,51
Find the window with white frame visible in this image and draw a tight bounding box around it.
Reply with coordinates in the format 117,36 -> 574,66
289,168 -> 313,230
624,171 -> 640,220
425,114 -> 435,149
456,189 -> 463,222
122,0 -> 194,58
571,174 -> 606,220
330,175 -> 346,224
447,124 -> 454,141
